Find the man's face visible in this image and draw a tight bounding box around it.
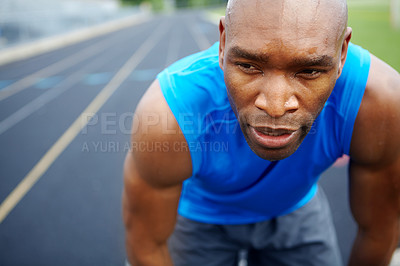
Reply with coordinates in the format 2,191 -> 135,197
219,0 -> 349,161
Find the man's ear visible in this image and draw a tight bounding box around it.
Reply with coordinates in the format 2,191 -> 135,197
337,27 -> 352,78
219,16 -> 226,70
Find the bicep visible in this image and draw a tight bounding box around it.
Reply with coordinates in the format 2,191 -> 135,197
130,79 -> 192,187
122,80 -> 192,252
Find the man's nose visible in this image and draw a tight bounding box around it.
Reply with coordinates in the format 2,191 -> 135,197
254,75 -> 299,118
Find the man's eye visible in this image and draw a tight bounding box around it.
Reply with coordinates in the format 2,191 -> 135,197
297,69 -> 324,79
238,63 -> 253,69
236,63 -> 261,74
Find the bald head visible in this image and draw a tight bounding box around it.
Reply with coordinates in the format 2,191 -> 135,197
225,0 -> 348,47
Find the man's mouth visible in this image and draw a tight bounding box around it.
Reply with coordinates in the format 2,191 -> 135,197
249,126 -> 298,149
254,127 -> 296,135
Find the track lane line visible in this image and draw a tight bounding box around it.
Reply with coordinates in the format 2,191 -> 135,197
165,25 -> 182,67
0,15 -> 150,67
0,37 -> 114,102
0,21 -> 170,224
0,29 -> 143,136
0,18 -> 150,102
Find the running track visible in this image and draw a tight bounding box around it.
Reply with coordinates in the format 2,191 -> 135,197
0,10 -> 397,265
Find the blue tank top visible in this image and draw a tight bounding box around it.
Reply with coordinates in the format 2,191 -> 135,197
157,42 -> 370,224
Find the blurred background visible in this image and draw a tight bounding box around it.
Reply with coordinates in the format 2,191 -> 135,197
0,0 -> 399,265
0,0 -> 137,48
347,0 -> 400,70
0,0 -> 227,49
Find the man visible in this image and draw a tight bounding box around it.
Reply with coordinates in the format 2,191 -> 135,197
122,0 -> 400,265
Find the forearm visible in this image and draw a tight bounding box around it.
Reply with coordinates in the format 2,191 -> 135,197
123,193 -> 177,266
126,237 -> 173,266
122,159 -> 181,266
348,156 -> 400,266
123,202 -> 175,266
348,228 -> 399,266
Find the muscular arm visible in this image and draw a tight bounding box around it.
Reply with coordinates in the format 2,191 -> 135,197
122,81 -> 192,265
348,55 -> 400,266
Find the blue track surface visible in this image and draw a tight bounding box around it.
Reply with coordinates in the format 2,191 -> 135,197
0,11 -> 358,265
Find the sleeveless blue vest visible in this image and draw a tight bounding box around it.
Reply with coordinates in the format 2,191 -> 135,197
157,42 -> 370,224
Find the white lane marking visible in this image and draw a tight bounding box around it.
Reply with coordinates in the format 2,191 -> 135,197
188,19 -> 211,51
0,21 -> 170,224
390,248 -> 400,266
0,14 -> 150,67
165,26 -> 181,67
0,36 -> 115,102
0,20 -> 151,135
0,45 -> 119,136
0,17 -> 149,102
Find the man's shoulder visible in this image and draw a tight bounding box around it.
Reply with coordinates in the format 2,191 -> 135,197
163,42 -> 220,74
158,43 -> 224,104
157,43 -> 231,135
130,80 -> 193,186
350,54 -> 400,166
322,43 -> 371,156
